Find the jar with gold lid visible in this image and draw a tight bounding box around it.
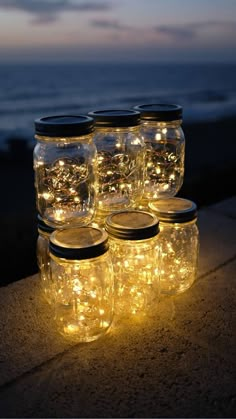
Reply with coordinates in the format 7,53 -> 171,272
105,210 -> 160,317
149,197 -> 199,295
49,226 -> 114,342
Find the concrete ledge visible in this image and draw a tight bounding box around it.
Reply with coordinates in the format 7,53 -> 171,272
0,197 -> 236,417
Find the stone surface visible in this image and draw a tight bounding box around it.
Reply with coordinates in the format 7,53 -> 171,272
207,195 -> 236,219
0,275 -> 75,386
0,300 -> 235,418
0,197 -> 236,417
197,209 -> 236,278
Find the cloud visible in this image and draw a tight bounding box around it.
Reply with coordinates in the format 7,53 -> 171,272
155,21 -> 236,41
0,0 -> 111,24
157,25 -> 195,40
91,19 -> 131,31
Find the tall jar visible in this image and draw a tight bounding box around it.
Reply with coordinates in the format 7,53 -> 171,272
105,210 -> 160,317
149,197 -> 199,295
134,104 -> 185,203
88,110 -> 145,223
49,226 -> 114,342
34,115 -> 97,228
37,215 -> 55,304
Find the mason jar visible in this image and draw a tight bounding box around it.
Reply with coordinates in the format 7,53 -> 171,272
149,197 -> 199,295
134,104 -> 185,203
88,110 -> 145,223
49,226 -> 114,342
37,215 -> 55,304
34,115 -> 97,228
105,210 -> 160,317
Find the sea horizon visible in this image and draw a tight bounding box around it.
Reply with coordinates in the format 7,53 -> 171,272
0,61 -> 236,149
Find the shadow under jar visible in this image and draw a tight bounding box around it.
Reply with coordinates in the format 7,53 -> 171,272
134,104 -> 185,204
34,115 -> 97,228
149,197 -> 199,295
49,226 -> 114,342
88,110 -> 145,224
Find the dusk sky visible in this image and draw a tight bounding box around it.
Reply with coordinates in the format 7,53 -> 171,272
0,0 -> 236,62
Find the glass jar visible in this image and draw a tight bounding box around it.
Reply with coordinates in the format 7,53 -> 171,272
34,115 -> 97,228
37,215 -> 55,304
105,210 -> 160,317
149,197 -> 199,295
49,226 -> 114,342
134,104 -> 185,204
88,110 -> 145,223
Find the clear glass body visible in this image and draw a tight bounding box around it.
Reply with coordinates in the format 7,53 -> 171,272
50,252 -> 114,342
108,236 -> 160,317
37,230 -> 54,304
93,126 -> 145,217
159,219 -> 199,295
33,134 -> 97,228
139,120 -> 185,201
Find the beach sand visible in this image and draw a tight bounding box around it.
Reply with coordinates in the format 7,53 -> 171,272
0,115 -> 235,285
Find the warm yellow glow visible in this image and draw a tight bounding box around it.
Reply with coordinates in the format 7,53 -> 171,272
109,237 -> 160,317
159,222 -> 199,295
155,133 -> 162,141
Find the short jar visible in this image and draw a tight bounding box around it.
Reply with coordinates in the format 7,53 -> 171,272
37,215 -> 55,304
34,115 -> 97,228
134,104 -> 185,203
49,226 -> 114,342
88,110 -> 145,222
105,210 -> 160,317
149,197 -> 199,295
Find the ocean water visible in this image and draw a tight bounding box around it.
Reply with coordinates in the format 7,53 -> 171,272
0,61 -> 236,149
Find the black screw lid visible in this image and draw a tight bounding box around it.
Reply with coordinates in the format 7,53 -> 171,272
133,104 -> 182,121
88,109 -> 141,127
105,210 -> 159,240
49,226 -> 109,260
34,115 -> 94,137
37,215 -> 55,235
149,198 -> 197,223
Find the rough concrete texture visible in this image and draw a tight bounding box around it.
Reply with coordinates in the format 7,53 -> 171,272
197,209 -> 236,278
208,195 -> 236,219
0,197 -> 236,417
0,275 -> 75,386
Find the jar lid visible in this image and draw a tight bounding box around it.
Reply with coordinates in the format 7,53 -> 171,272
34,115 -> 94,137
88,109 -> 140,127
105,210 -> 159,240
49,226 -> 109,260
37,215 -> 55,235
133,104 -> 182,121
149,198 -> 197,223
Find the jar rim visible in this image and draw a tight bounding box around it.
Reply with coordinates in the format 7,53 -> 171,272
105,210 -> 159,240
133,103 -> 182,121
88,109 -> 141,127
34,115 -> 94,137
49,226 -> 109,260
149,197 -> 197,223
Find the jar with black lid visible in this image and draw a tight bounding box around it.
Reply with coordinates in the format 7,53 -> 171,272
149,197 -> 199,295
34,115 -> 97,228
105,210 -> 160,317
49,226 -> 114,342
88,110 -> 145,223
134,104 -> 185,204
